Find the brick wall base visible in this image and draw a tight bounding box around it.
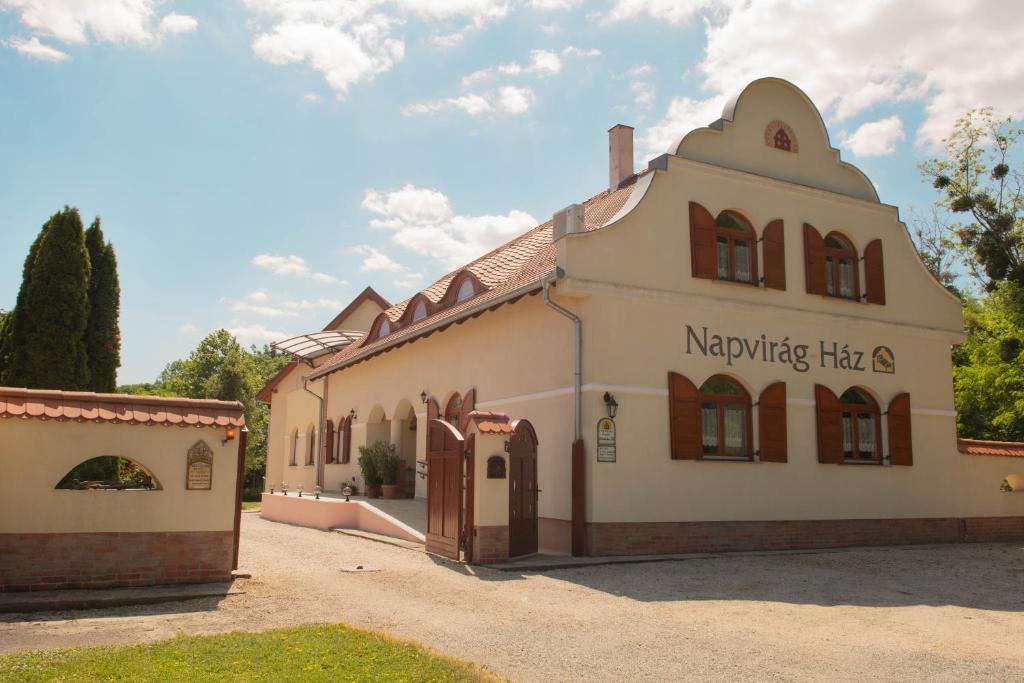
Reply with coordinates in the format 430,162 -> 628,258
585,516 -> 1024,557
0,530 -> 235,592
473,525 -> 509,563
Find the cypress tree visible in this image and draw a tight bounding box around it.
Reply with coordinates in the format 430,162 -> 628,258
4,207 -> 91,390
84,218 -> 121,392
0,222 -> 49,383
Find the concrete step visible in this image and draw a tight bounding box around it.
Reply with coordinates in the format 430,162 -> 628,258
332,528 -> 425,551
0,581 -> 245,614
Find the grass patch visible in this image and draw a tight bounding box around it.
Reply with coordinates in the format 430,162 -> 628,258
0,623 -> 492,682
241,501 -> 261,510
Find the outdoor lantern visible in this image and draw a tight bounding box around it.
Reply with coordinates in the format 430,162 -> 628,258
349,408 -> 357,421
603,392 -> 619,419
222,427 -> 237,445
420,390 -> 428,404
297,485 -> 303,498
270,484 -> 275,494
342,484 -> 352,502
282,482 -> 288,496
314,485 -> 321,500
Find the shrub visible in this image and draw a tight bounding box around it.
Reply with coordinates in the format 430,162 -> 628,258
358,441 -> 401,486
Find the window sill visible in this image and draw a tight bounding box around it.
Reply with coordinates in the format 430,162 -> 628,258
701,455 -> 755,462
840,459 -> 883,466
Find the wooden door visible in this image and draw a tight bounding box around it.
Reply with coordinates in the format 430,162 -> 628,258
509,420 -> 539,558
426,419 -> 464,560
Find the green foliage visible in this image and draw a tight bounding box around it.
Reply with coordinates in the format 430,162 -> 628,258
3,207 -> 91,389
919,108 -> 1024,290
83,218 -> 121,392
0,623 -> 489,682
358,440 -> 400,487
953,282 -> 1024,441
143,330 -> 289,489
55,456 -> 155,490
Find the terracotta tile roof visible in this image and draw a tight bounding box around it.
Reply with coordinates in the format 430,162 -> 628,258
0,387 -> 245,428
957,438 -> 1024,458
466,410 -> 513,434
311,175 -> 645,379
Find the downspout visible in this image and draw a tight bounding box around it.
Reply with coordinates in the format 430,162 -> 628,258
302,375 -> 325,490
543,276 -> 585,556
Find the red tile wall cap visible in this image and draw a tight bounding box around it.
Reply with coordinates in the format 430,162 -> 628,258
466,410 -> 513,434
957,438 -> 1024,458
0,387 -> 245,428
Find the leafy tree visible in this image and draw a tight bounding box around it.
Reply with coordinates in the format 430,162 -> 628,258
919,108 -> 1023,290
954,282 -> 1024,441
3,207 -> 91,389
84,218 -> 121,392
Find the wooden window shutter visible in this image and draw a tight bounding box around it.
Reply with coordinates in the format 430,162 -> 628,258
458,388 -> 476,434
324,419 -> 335,464
762,219 -> 786,290
668,371 -> 702,460
864,239 -> 886,305
758,382 -> 787,462
815,384 -> 843,464
340,415 -> 352,464
887,392 -> 913,466
689,202 -> 717,280
804,223 -> 826,295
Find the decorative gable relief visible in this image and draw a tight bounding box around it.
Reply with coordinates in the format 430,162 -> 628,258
765,120 -> 798,153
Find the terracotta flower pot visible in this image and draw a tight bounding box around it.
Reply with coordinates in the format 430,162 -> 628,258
366,485 -> 382,499
381,484 -> 399,500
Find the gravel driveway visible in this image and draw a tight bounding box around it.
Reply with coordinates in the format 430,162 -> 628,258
2,514 -> 1023,681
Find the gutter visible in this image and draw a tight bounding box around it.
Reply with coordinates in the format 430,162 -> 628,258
302,375 -> 325,489
542,276 -> 581,441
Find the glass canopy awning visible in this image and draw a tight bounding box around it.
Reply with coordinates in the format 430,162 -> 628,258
271,330 -> 363,362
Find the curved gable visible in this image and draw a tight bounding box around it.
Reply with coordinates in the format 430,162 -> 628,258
673,78 -> 878,203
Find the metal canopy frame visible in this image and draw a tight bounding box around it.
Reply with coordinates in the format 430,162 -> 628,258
271,330 -> 362,364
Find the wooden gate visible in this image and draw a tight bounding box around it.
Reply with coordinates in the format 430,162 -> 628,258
508,420 -> 539,558
426,419 -> 464,560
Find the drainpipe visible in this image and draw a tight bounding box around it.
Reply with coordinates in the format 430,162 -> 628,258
543,276 -> 585,556
302,375 -> 325,489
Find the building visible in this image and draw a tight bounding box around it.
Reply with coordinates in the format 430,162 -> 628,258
0,388 -> 246,590
260,77 -> 1024,563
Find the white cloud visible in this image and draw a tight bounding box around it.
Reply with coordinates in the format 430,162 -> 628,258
250,253 -> 342,284
0,0 -> 197,46
393,272 -> 424,289
538,23 -> 560,34
631,81 -> 655,108
627,63 -> 653,76
561,45 -> 599,58
636,0 -> 1024,151
5,35 -> 69,61
403,86 -> 535,117
361,184 -> 537,269
640,95 -> 723,158
178,323 -> 198,334
839,115 -> 906,157
461,45 -> 597,86
226,321 -> 290,345
284,298 -> 342,311
157,12 -> 197,36
348,245 -> 411,273
222,290 -> 342,318
528,0 -> 582,9
300,92 -> 322,104
246,290 -> 270,303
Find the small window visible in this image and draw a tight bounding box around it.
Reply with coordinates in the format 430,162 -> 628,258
825,233 -> 859,300
698,376 -> 752,459
456,278 -> 475,303
445,393 -> 463,427
289,428 -> 298,466
774,128 -> 791,151
56,456 -> 159,490
306,426 -> 316,465
412,301 -> 427,323
378,319 -> 391,338
839,389 -> 880,463
713,212 -> 756,284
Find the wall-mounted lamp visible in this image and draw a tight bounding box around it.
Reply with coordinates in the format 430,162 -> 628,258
420,390 -> 428,404
349,408 -> 357,422
222,427 -> 237,445
603,392 -> 619,419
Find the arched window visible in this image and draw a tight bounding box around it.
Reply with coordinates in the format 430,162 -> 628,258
773,127 -> 791,151
839,388 -> 880,462
412,300 -> 428,322
306,425 -> 316,465
55,456 -> 159,490
713,212 -> 757,284
825,233 -> 859,300
445,393 -> 463,427
456,278 -> 475,303
378,319 -> 391,338
289,428 -> 298,466
699,376 -> 752,458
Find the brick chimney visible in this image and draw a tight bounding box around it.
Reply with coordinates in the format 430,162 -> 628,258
608,124 -> 634,191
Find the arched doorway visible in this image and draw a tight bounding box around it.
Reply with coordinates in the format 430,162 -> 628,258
509,419 -> 539,558
426,419 -> 464,560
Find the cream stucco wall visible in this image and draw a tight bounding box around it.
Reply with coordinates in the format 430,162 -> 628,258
0,419 -> 240,533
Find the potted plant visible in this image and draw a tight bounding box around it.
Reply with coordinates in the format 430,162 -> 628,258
358,442 -> 384,498
377,444 -> 403,499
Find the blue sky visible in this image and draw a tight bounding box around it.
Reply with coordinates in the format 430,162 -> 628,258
1,1 -> 1021,383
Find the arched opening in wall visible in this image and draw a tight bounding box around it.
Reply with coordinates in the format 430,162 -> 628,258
839,387 -> 881,463
824,232 -> 859,300
444,393 -> 463,427
306,424 -> 317,466
56,456 -> 161,490
698,375 -> 753,459
365,404 -> 391,451
1002,474 -> 1022,492
289,428 -> 299,466
393,399 -> 418,498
